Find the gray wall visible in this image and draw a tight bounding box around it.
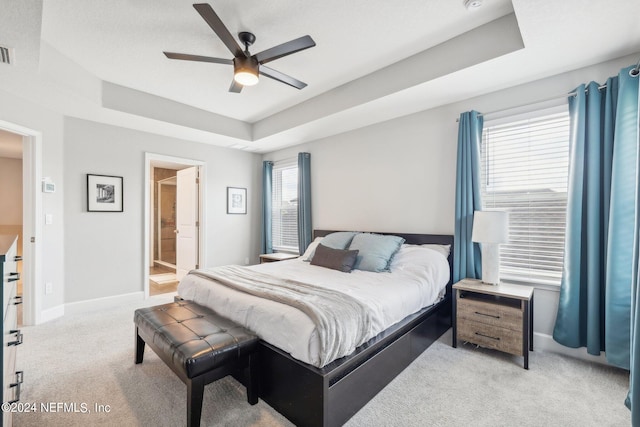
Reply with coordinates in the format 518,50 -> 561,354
63,117 -> 262,303
264,53 -> 639,357
0,89 -> 65,312
265,109 -> 457,234
0,89 -> 263,312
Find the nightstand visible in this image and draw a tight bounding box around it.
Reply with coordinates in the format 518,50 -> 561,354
452,278 -> 534,369
259,252 -> 299,263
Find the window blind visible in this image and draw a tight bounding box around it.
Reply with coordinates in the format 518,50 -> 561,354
480,110 -> 570,286
272,162 -> 299,252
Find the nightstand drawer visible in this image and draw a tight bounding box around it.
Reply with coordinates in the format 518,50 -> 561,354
457,321 -> 523,356
457,296 -> 522,331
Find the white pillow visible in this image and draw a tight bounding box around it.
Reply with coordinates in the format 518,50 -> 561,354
301,237 -> 324,261
390,244 -> 450,271
396,243 -> 450,259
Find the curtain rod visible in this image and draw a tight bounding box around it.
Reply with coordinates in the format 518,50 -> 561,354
455,93 -> 567,121
266,156 -> 297,165
455,84 -> 609,122
455,59 -> 640,122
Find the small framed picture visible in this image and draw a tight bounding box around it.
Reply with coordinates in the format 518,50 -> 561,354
227,187 -> 247,214
87,174 -> 123,212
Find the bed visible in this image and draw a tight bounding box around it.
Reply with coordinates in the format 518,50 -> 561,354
178,230 -> 454,427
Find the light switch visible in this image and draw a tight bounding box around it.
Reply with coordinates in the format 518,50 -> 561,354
45,214 -> 53,225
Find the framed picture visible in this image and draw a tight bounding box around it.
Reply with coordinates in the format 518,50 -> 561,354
87,174 -> 123,212
227,187 -> 247,214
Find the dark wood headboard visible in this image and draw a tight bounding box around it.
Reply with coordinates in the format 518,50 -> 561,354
313,230 -> 455,291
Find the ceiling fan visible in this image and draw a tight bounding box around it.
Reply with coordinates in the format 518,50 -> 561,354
163,3 -> 316,93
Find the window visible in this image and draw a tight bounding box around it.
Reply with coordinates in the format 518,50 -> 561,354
272,161 -> 299,252
480,108 -> 570,286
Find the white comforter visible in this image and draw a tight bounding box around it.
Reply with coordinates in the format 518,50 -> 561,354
178,248 -> 449,367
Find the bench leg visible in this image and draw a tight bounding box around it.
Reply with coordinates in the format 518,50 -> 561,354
135,328 -> 145,364
247,354 -> 258,405
187,377 -> 205,427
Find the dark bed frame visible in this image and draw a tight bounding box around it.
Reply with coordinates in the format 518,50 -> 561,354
237,230 -> 454,427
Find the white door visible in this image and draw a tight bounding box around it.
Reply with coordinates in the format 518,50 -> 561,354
176,167 -> 199,280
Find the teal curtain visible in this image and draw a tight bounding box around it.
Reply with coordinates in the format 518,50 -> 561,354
453,111 -> 483,283
297,152 -> 312,255
553,66 -> 638,370
629,175 -> 640,424
606,67 -> 638,369
552,78 -> 617,357
628,119 -> 640,421
261,161 -> 273,254
622,66 -> 640,423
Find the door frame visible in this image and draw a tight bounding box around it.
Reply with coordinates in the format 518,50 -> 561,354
0,120 -> 43,325
143,153 -> 206,298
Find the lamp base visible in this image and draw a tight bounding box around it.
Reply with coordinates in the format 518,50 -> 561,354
480,243 -> 500,285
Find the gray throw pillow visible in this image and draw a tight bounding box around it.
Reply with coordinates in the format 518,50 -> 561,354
310,243 -> 359,273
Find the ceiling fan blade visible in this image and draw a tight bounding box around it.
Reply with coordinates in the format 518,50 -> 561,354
254,35 -> 316,65
193,3 -> 245,58
229,80 -> 243,93
163,52 -> 232,65
260,66 -> 307,89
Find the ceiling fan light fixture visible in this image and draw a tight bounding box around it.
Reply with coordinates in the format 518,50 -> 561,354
233,56 -> 259,86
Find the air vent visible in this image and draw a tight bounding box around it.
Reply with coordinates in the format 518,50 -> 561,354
0,46 -> 14,65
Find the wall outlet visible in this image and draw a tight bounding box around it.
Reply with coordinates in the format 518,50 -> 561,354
45,282 -> 53,295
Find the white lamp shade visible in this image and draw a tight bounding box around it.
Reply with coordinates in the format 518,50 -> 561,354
472,210 -> 509,243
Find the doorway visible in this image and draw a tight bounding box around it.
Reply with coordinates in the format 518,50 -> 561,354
150,170 -> 178,295
0,130 -> 24,323
0,121 -> 42,326
144,154 -> 205,298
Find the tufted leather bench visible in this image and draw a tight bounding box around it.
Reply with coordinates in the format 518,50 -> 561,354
134,300 -> 259,427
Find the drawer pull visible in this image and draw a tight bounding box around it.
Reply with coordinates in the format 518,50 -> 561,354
13,295 -> 23,305
14,256 -> 23,262
8,329 -> 23,346
8,272 -> 20,282
475,331 -> 500,341
474,311 -> 500,319
8,371 -> 24,404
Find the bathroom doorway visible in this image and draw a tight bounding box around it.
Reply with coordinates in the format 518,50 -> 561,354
144,153 -> 205,298
150,170 -> 178,295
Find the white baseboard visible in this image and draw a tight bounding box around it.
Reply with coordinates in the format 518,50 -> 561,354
65,291 -> 145,315
534,332 -> 611,366
40,304 -> 65,323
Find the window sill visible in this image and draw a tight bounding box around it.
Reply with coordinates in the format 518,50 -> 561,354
500,278 -> 561,293
272,248 -> 299,255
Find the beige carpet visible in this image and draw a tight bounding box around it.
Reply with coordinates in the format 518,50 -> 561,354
14,295 -> 630,426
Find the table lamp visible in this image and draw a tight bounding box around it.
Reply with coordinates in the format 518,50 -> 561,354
472,210 -> 509,285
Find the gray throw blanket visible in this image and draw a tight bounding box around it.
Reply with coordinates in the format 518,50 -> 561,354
190,265 -> 379,367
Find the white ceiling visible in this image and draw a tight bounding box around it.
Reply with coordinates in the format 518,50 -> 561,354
41,0 -> 515,123
2,0 -> 640,152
